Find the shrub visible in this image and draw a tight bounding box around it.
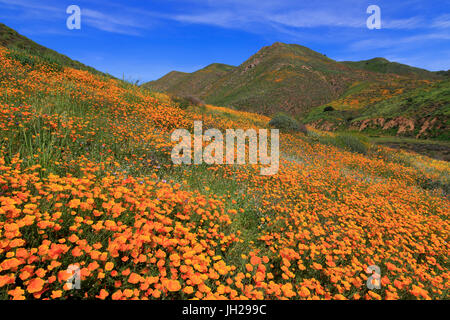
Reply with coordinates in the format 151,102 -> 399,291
269,113 -> 307,134
335,133 -> 369,154
323,106 -> 334,112
172,95 -> 204,109
307,130 -> 320,138
319,132 -> 369,154
185,95 -> 204,106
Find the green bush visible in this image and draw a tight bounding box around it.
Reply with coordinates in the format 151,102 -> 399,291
319,132 -> 369,154
269,113 -> 307,134
172,95 -> 205,109
185,95 -> 204,106
335,133 -> 369,154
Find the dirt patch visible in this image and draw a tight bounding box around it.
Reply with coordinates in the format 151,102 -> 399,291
352,116 -> 448,138
310,119 -> 343,131
382,117 -> 415,135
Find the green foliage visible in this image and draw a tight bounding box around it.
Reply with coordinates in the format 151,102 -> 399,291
142,63 -> 235,96
435,70 -> 450,78
305,78 -> 449,142
319,132 -> 369,154
269,113 -> 307,134
6,48 -> 63,72
172,95 -> 205,109
342,58 -> 440,79
336,133 -> 369,154
357,80 -> 450,120
0,23 -> 112,78
121,74 -> 141,86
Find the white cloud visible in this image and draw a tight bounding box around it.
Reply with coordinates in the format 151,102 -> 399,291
0,0 -> 145,35
172,11 -> 246,28
268,10 -> 364,28
0,0 -> 59,13
432,14 -> 450,29
350,32 -> 450,51
382,17 -> 423,30
82,8 -> 143,35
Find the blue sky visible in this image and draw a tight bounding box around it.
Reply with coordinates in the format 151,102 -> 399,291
0,0 -> 449,82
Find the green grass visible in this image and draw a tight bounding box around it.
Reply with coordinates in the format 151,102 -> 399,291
341,81 -> 371,98
0,23 -> 113,78
341,57 -> 441,79
1,42 -> 272,269
368,135 -> 450,146
315,132 -> 370,155
142,63 -> 235,97
304,79 -> 449,142
355,80 -> 450,120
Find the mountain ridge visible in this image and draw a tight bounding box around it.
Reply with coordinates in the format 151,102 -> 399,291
143,42 -> 443,117
341,57 -> 441,79
144,42 -> 370,115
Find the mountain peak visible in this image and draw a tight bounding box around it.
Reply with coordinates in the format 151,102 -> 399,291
369,57 -> 390,63
270,41 -> 288,47
201,63 -> 236,72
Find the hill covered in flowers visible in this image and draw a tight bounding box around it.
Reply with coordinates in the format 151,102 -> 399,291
0,41 -> 449,300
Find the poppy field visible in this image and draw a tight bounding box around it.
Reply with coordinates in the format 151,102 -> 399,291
0,46 -> 448,300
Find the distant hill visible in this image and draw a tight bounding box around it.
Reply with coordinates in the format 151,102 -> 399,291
144,43 -> 377,116
350,79 -> 449,139
341,57 -> 440,79
200,43 -> 372,116
144,63 -> 235,96
305,77 -> 449,140
0,23 -> 111,77
356,79 -> 450,120
435,70 -> 450,77
145,71 -> 191,92
144,43 -> 444,117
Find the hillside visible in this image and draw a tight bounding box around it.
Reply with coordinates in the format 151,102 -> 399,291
341,57 -> 441,79
144,63 -> 235,97
203,43 -> 370,115
435,70 -> 450,77
0,23 -> 111,77
144,42 -> 375,116
0,27 -> 449,301
144,43 -> 445,120
351,79 -> 450,139
144,71 -> 190,92
305,77 -> 449,140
